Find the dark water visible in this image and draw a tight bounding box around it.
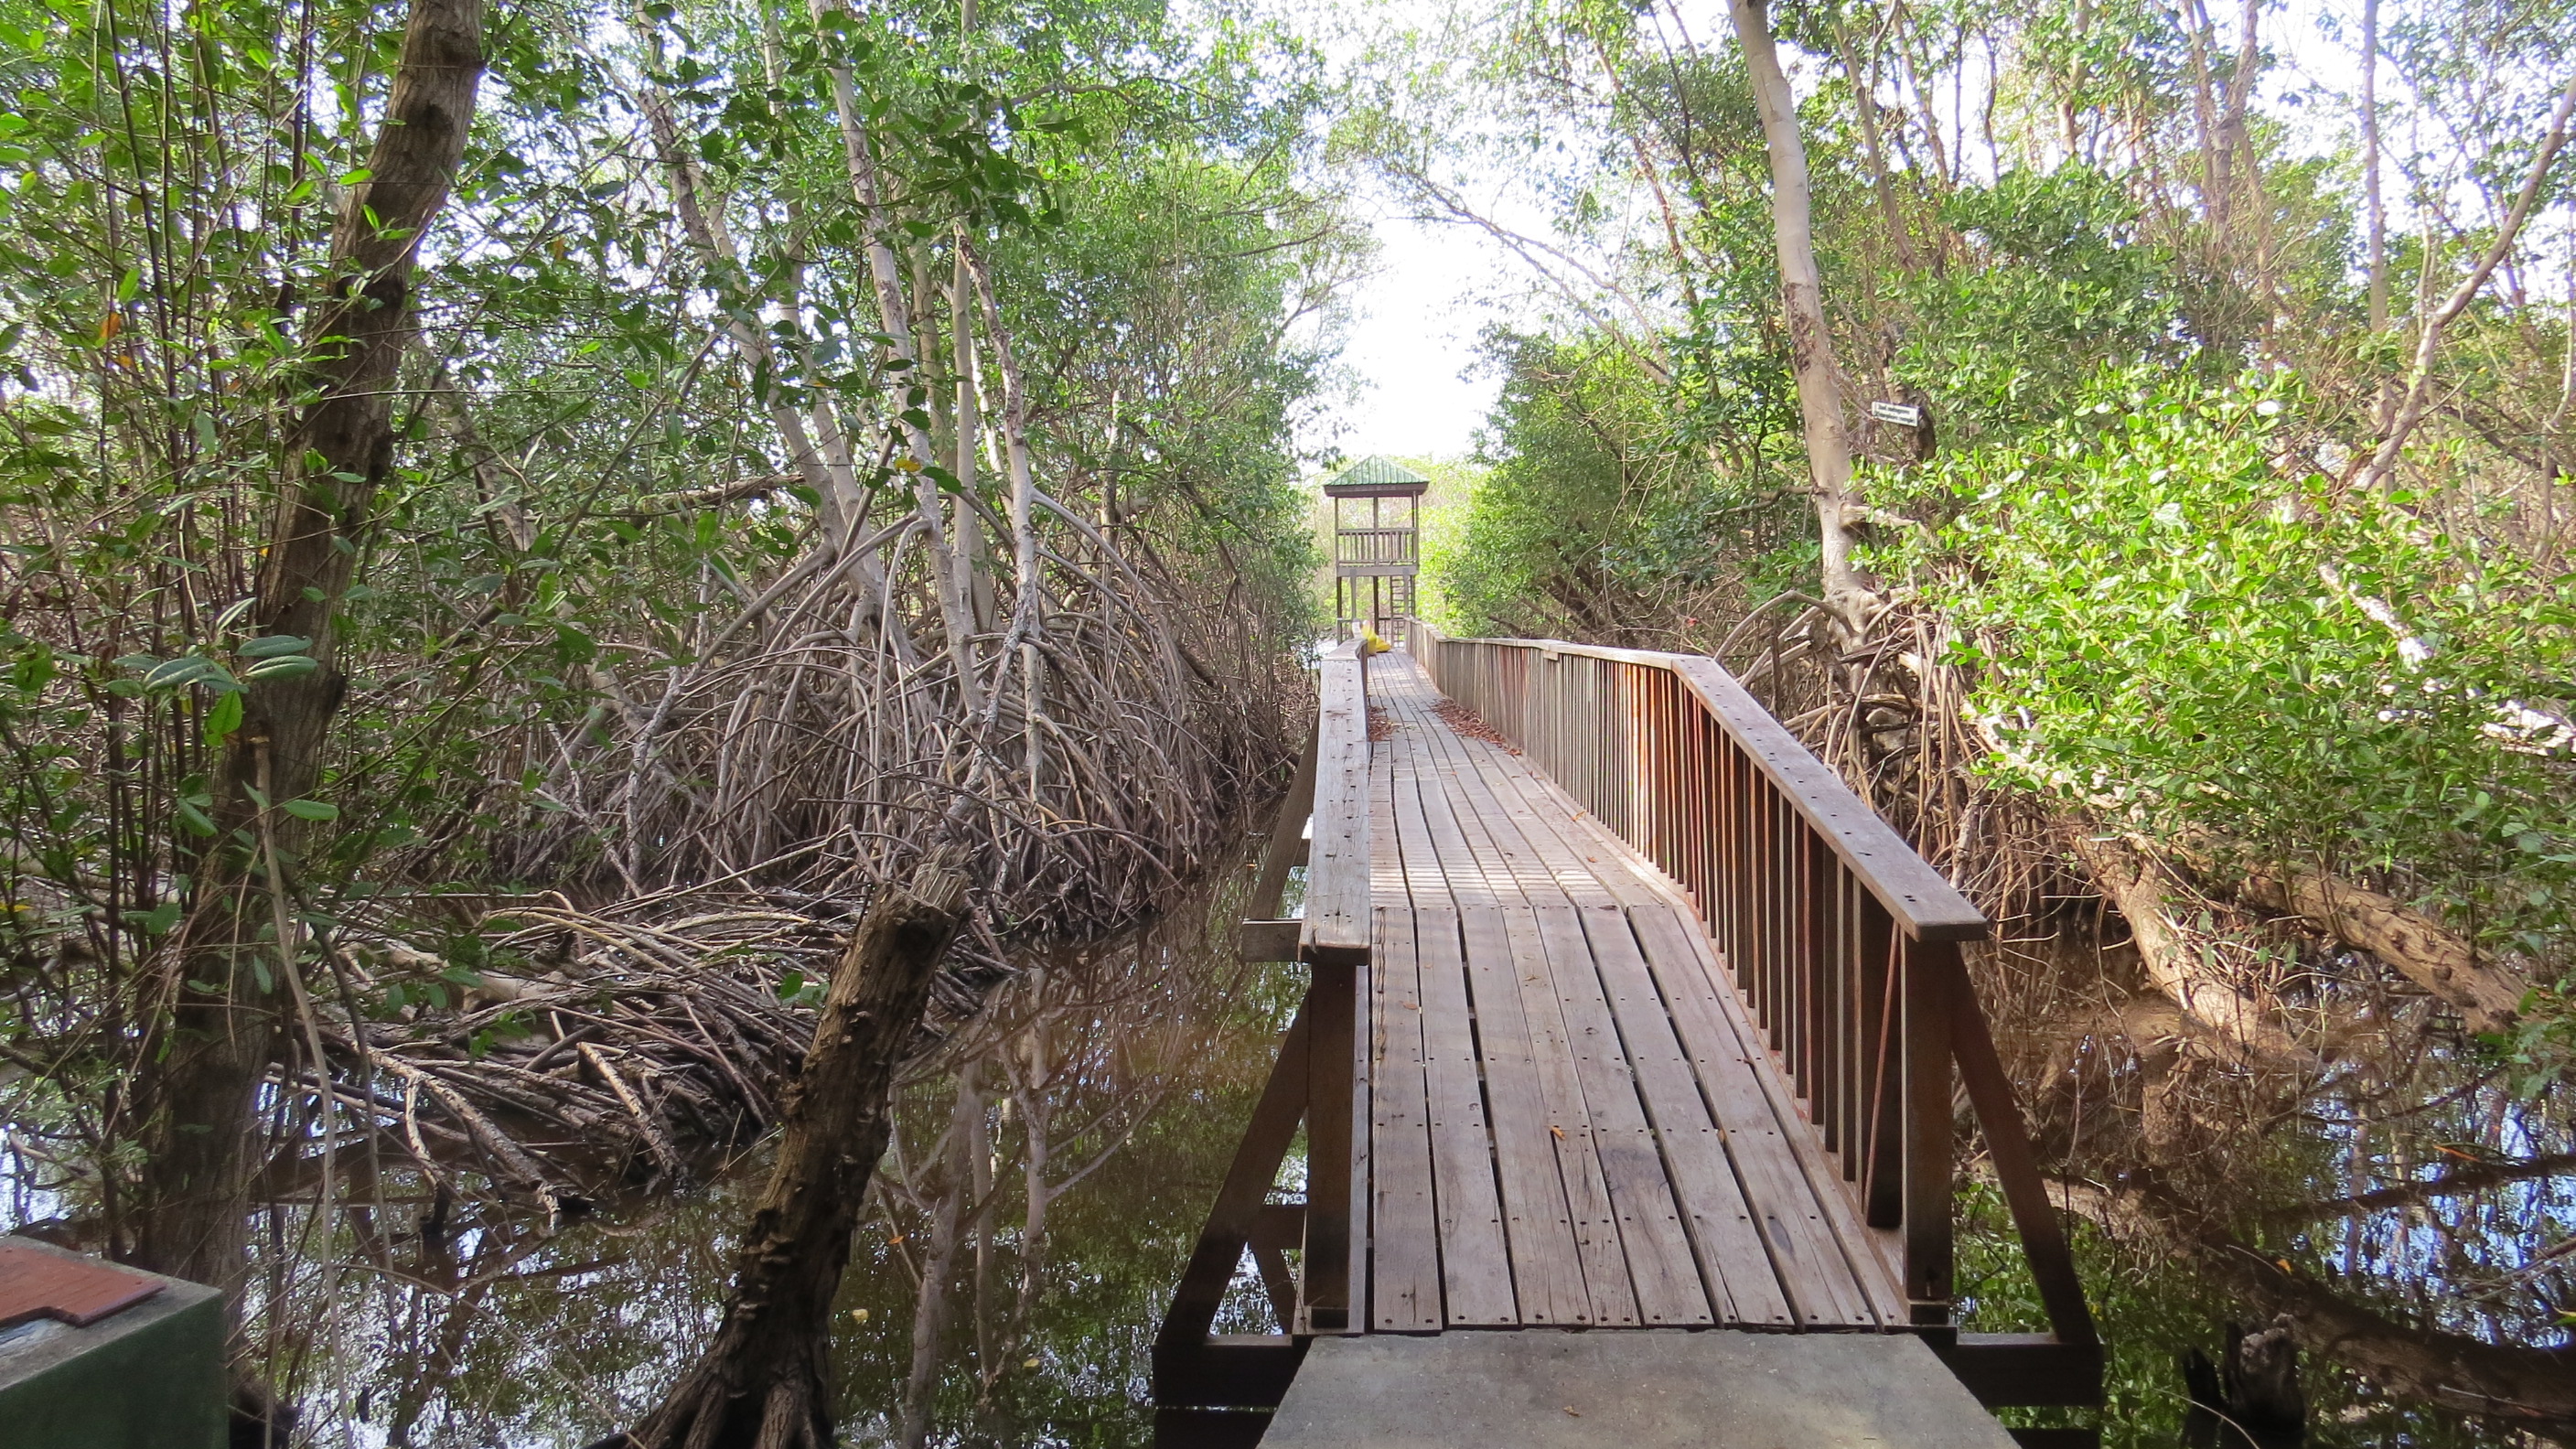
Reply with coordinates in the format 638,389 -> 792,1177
19,858 -> 2562,1447
1954,939 -> 2571,1449
260,864 -> 1304,1448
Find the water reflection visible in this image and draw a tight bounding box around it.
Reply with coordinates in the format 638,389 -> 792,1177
1956,935 -> 2572,1447
286,865 -> 1301,1447
23,849 -> 2561,1446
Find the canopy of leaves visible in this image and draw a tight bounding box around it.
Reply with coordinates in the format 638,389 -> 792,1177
1893,363 -> 2575,972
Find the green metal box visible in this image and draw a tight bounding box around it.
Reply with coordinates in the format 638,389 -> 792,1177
0,1238 -> 224,1449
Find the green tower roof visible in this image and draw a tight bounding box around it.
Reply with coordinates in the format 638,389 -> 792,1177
1322,455 -> 1432,497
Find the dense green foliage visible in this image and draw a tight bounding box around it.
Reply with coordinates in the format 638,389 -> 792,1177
1433,332 -> 1809,641
0,0 -> 1343,974
1900,368 -> 2576,975
0,0 -> 1353,1415
0,0 -> 1338,907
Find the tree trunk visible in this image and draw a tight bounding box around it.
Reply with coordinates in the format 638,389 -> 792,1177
2184,0 -> 2224,239
2360,0 -> 2391,430
2358,69 -> 2576,493
2208,859 -> 2529,1035
2066,1176 -> 2576,1439
2183,1318 -> 2306,1449
2066,832 -> 2313,1065
622,867 -> 969,1449
2209,0 -> 2262,250
1722,0 -> 1880,639
2192,1230 -> 2576,1439
128,0 -> 486,1304
952,249 -> 997,633
1830,17 -> 1917,270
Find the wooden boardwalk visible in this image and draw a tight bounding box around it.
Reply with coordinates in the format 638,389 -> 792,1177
1360,653 -> 1905,1332
1156,629 -> 2101,1448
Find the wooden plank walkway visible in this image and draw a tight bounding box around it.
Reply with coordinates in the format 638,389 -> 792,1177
1156,635 -> 2100,1448
1358,650 -> 1906,1334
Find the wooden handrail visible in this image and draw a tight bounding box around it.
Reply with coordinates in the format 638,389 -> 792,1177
1301,642 -> 1371,966
1155,640 -> 1376,1419
1405,620 -> 2095,1371
1405,625 -> 1982,940
1297,639 -> 1368,1333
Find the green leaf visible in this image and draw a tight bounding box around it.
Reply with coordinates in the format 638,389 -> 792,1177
236,634 -> 311,660
278,798 -> 338,821
243,655 -> 318,681
201,689 -> 243,748
140,655 -> 240,692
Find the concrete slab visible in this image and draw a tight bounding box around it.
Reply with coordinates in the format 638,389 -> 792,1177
1261,1330 -> 2018,1449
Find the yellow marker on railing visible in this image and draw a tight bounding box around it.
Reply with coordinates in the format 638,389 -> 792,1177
1356,624 -> 1392,657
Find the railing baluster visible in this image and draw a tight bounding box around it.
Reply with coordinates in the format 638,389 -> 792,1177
1863,913 -> 1903,1216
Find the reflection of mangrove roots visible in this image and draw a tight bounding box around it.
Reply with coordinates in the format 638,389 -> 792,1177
620,866 -> 970,1449
2052,1174 -> 2576,1441
2195,1231 -> 2576,1441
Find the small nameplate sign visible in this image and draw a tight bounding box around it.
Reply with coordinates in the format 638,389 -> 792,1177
1869,401 -> 1923,427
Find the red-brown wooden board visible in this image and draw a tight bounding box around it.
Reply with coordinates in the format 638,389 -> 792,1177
0,1242 -> 162,1329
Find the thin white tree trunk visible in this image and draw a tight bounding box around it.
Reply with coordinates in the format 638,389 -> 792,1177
2359,69 -> 2576,493
811,0 -> 985,710
959,238 -> 1047,791
2362,0 -> 2394,432
1722,0 -> 1881,639
953,248 -> 996,631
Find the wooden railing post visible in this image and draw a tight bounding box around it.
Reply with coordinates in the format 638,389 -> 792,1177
1903,936 -> 1957,1328
1301,960 -> 1356,1333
